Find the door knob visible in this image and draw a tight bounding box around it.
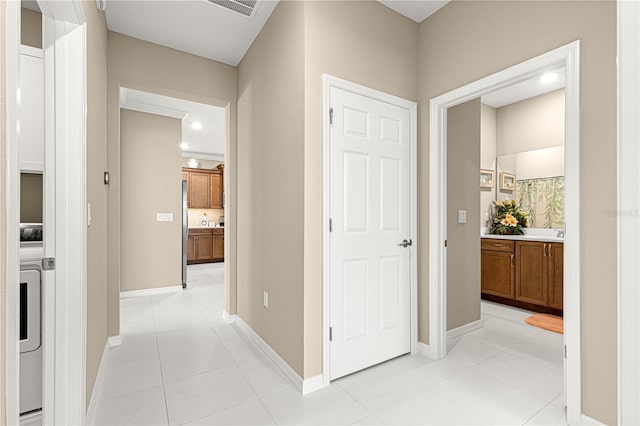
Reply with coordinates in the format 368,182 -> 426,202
397,239 -> 413,248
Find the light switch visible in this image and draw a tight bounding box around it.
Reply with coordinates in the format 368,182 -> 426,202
458,210 -> 467,224
157,213 -> 174,222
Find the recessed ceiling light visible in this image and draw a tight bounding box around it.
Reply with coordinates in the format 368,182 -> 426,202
180,142 -> 189,150
191,122 -> 203,130
540,72 -> 558,85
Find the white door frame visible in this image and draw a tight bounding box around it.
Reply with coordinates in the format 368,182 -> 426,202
428,41 -> 581,424
5,1 -> 87,424
617,0 -> 640,424
322,74 -> 418,387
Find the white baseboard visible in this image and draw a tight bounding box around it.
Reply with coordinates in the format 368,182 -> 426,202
85,337 -> 115,425
19,410 -> 42,426
235,316 -> 328,395
447,319 -> 483,341
418,342 -> 432,359
581,414 -> 605,425
108,335 -> 122,347
222,310 -> 236,324
120,285 -> 182,299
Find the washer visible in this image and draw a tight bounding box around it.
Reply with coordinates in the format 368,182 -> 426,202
19,224 -> 43,416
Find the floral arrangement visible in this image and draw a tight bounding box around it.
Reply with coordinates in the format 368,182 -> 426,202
490,200 -> 529,235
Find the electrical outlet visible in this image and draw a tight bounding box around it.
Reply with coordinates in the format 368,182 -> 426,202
263,291 -> 269,308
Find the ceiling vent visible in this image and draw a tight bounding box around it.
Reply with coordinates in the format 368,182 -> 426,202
205,0 -> 260,18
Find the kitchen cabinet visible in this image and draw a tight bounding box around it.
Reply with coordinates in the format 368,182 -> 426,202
481,238 -> 563,314
481,240 -> 515,299
212,228 -> 224,261
187,228 -> 224,264
182,166 -> 224,209
20,48 -> 44,172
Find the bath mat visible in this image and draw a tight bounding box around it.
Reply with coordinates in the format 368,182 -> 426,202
524,313 -> 564,334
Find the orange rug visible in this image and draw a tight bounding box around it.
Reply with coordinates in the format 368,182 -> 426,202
524,313 -> 564,334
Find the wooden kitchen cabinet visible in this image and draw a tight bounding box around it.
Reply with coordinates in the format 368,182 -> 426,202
182,166 -> 224,209
481,238 -> 563,314
212,228 -> 224,261
481,239 -> 515,299
187,228 -> 224,264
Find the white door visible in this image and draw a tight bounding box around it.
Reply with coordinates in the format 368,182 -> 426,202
329,86 -> 412,380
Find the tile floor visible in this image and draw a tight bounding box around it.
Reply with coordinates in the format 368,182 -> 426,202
92,264 -> 566,425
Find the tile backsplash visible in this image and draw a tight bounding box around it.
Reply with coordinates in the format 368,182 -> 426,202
188,208 -> 225,228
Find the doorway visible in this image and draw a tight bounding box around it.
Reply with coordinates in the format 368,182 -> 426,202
322,75 -> 418,383
429,41 -> 581,423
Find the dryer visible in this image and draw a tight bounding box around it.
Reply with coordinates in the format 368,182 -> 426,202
19,224 -> 43,415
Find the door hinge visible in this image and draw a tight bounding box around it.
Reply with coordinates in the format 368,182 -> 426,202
329,218 -> 333,233
329,327 -> 333,342
444,240 -> 448,248
42,257 -> 55,271
329,107 -> 334,126
564,345 -> 567,359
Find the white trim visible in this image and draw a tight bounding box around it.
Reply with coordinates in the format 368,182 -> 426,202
446,319 -> 483,342
418,342 -> 432,359
321,74 -> 419,385
428,41 -> 582,424
18,411 -> 42,426
235,316 -> 328,395
119,285 -> 182,299
20,44 -> 43,59
181,151 -> 225,162
108,335 -> 122,347
5,2 -> 21,425
222,310 -> 237,324
581,414 -> 606,426
119,87 -> 188,119
617,0 -> 640,424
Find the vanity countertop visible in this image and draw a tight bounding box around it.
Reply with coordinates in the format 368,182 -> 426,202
480,227 -> 564,243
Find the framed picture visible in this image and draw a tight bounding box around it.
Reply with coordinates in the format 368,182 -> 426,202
480,169 -> 494,188
500,172 -> 516,191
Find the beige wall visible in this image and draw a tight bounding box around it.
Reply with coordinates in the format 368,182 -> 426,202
20,173 -> 42,223
1,1 -> 7,420
480,104 -> 497,225
20,8 -> 41,49
107,32 -> 237,335
120,110 -> 182,291
447,98 -> 481,331
303,0 -> 418,378
497,89 -> 565,155
237,0 -> 306,376
83,0 -> 109,409
418,2 -> 617,423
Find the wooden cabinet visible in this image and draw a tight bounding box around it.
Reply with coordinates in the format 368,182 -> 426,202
481,238 -> 563,314
547,243 -> 564,309
212,228 -> 224,261
481,240 -> 515,299
182,165 -> 224,209
187,228 -> 224,264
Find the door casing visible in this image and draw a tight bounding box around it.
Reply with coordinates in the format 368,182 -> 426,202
428,41 -> 581,424
322,74 -> 418,387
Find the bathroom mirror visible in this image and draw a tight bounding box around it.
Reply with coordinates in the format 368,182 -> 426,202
495,145 -> 564,228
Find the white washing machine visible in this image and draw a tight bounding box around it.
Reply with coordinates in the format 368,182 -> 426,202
19,224 -> 43,416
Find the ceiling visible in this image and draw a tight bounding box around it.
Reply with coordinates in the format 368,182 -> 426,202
105,0 -> 280,66
481,68 -> 565,108
120,88 -> 226,160
104,1 -> 450,67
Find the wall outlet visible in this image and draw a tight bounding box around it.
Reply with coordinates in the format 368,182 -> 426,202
263,291 -> 269,308
458,210 -> 467,224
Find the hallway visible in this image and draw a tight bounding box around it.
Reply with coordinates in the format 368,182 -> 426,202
92,264 -> 566,425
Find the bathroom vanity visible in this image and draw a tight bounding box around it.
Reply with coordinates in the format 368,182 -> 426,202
481,233 -> 563,315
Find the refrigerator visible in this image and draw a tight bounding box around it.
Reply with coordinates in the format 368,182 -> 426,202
182,180 -> 188,288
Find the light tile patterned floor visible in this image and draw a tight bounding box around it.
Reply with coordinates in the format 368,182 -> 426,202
92,264 -> 566,425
